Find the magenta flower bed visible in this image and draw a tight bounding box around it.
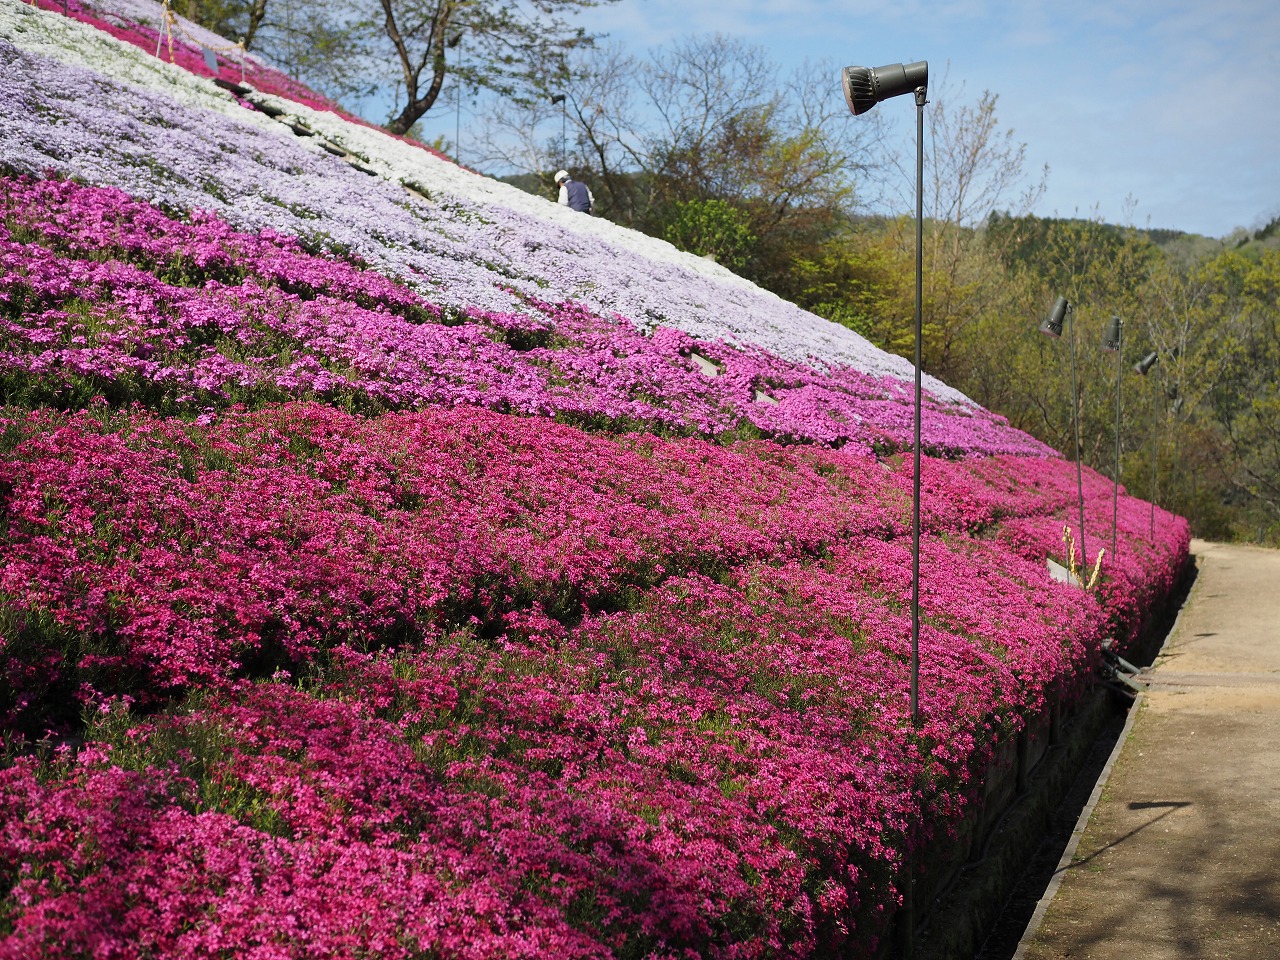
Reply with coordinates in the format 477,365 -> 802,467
0,401 -> 1189,956
0,9 -> 1193,957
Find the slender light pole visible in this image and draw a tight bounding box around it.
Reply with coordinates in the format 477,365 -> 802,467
1135,350 -> 1160,538
911,82 -> 925,725
550,93 -> 567,167
842,58 -> 928,960
841,58 -> 928,723
1039,296 -> 1088,573
1102,316 -> 1124,564
449,32 -> 464,165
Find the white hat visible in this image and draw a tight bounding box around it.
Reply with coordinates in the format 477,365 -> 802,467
554,170 -> 569,183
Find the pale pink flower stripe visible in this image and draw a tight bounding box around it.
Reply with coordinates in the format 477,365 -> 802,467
0,174 -> 1051,456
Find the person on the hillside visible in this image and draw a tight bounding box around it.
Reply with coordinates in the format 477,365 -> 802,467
555,170 -> 593,214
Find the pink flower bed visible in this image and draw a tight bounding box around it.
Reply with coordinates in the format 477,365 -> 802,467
1,174 -> 1050,456
0,10 -> 1193,957
0,401 -> 1189,956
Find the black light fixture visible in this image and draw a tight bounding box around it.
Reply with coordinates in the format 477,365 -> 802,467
843,58 -> 927,960
1039,296 -> 1089,575
1101,317 -> 1123,564
842,58 -> 928,726
1038,295 -> 1068,338
841,61 -> 930,115
1135,350 -> 1160,538
1101,316 -> 1123,353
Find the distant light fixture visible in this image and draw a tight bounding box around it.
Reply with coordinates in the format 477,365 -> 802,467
451,31 -> 466,165
550,93 -> 567,166
1102,315 -> 1123,353
1039,296 -> 1088,574
1135,351 -> 1159,376
1039,296 -> 1069,339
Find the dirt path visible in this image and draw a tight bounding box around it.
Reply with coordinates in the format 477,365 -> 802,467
1017,539 -> 1280,959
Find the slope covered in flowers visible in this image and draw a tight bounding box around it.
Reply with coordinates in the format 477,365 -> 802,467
0,1 -> 1190,957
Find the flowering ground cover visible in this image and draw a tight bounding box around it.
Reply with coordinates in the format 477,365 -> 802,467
0,2 -> 1192,957
31,0 -> 357,120
0,403 -> 1186,957
0,173 -> 1048,455
0,0 -> 971,394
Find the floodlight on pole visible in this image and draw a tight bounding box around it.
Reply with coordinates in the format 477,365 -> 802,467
841,61 -> 930,115
841,57 -> 928,728
843,56 -> 927,960
1102,316 -> 1123,354
1135,350 -> 1160,538
1039,296 -> 1088,574
1101,316 -> 1124,565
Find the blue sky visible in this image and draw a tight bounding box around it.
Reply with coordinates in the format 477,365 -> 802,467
440,0 -> 1278,238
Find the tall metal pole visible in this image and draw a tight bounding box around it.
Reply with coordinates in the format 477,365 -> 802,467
902,82 -> 927,960
1069,313 -> 1087,572
455,38 -> 463,166
1171,397 -> 1182,515
1112,320 -> 1123,564
839,62 -> 928,960
911,85 -> 925,727
1149,387 -> 1159,539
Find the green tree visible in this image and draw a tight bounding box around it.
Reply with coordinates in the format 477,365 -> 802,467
660,198 -> 757,272
178,0 -> 376,105
792,76 -> 1046,377
1188,250 -> 1280,541
915,78 -> 1046,378
633,36 -> 874,291
476,34 -> 882,289
788,221 -> 914,351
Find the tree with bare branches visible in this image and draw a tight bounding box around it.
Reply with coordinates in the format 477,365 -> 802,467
375,0 -> 616,137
